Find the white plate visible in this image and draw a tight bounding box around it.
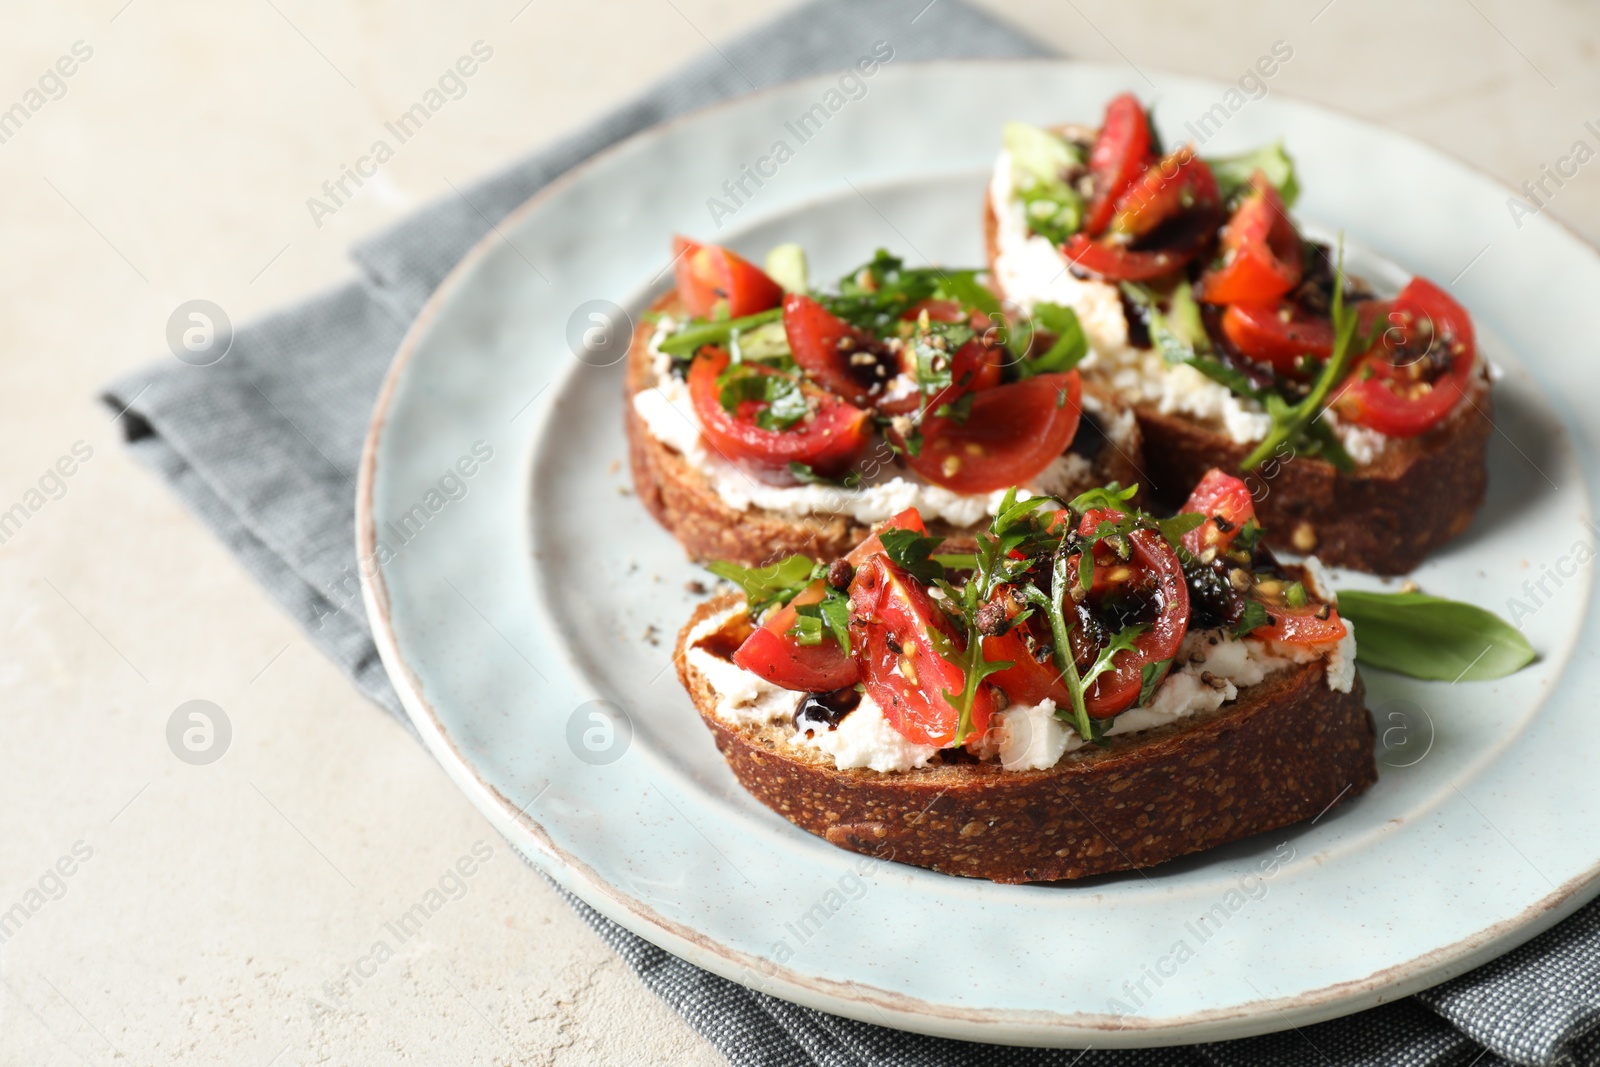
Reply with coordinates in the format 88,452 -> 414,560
357,60 -> 1600,1046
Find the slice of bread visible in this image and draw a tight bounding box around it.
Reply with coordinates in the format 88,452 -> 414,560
627,292 -> 1146,566
984,182 -> 1492,575
677,592 -> 1377,884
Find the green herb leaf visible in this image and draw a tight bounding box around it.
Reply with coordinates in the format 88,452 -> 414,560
1138,657 -> 1173,707
877,527 -> 947,584
787,461 -> 861,488
1234,598 -> 1273,637
1334,590 -> 1536,681
1020,302 -> 1089,377
791,589 -> 852,655
1205,141 -> 1300,208
933,391 -> 976,424
1155,512 -> 1206,552
658,307 -> 783,357
706,555 -> 821,618
717,365 -> 808,432
1003,122 -> 1086,244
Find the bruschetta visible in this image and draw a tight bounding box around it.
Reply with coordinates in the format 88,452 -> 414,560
983,96 -> 1491,573
675,469 -> 1375,882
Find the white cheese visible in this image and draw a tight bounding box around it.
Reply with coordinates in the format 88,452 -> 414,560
995,698 -> 1073,771
631,323 -> 1134,527
793,691 -> 938,773
683,606 -> 802,728
1320,407 -> 1389,465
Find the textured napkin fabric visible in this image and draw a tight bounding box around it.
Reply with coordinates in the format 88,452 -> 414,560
102,2 -> 1600,1064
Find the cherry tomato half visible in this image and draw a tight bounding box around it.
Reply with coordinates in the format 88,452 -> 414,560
782,293 -> 900,407
1179,469 -> 1258,558
1108,146 -> 1220,240
732,581 -> 860,692
845,507 -> 928,568
1245,600 -> 1348,648
688,348 -> 871,476
849,555 -> 995,747
1062,233 -> 1200,282
1084,93 -> 1153,236
897,371 -> 1083,494
1066,510 -> 1191,718
983,586 -> 1072,708
1334,277 -> 1477,438
672,236 -> 785,320
1220,300 -> 1336,377
1195,173 -> 1302,305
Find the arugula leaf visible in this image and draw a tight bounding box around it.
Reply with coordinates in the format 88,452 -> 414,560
877,527 -> 946,584
1138,657 -> 1173,707
1334,590 -> 1535,681
1206,142 -> 1300,208
1122,281 -> 1264,399
1155,512 -> 1206,552
788,461 -> 861,488
658,307 -> 783,357
824,251 -> 951,335
933,391 -> 975,424
1240,238 -> 1364,472
717,365 -> 808,432
1067,482 -> 1138,517
925,624 -> 1012,747
1234,598 -> 1273,637
1020,303 -> 1089,377
706,555 -> 822,618
1004,122 -> 1085,244
932,552 -> 978,571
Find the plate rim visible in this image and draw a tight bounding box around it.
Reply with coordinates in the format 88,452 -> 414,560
356,57 -> 1600,1046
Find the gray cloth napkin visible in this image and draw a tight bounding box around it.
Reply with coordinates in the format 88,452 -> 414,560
101,2 -> 1600,1064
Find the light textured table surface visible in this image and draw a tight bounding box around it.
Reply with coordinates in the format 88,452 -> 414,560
2,1 -> 1596,1063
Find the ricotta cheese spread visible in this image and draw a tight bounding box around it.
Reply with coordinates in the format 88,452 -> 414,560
690,595 -> 1354,775
632,317 -> 1137,527
988,147 -> 1396,460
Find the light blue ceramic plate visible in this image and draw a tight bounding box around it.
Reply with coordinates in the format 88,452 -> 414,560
357,61 -> 1598,1046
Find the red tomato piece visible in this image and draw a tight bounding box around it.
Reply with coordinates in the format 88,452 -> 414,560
732,581 -> 860,692
1084,93 -> 1153,236
672,236 -> 784,320
845,507 -> 929,568
897,371 -> 1083,494
1109,147 -> 1221,239
1179,469 -> 1258,558
782,293 -> 901,407
1062,233 -> 1200,282
1066,511 -> 1191,718
1245,601 -> 1348,648
849,556 -> 995,747
1195,173 -> 1302,305
982,588 -> 1072,708
688,348 -> 871,476
1334,277 -> 1477,438
1220,301 -> 1336,377
900,299 -> 970,324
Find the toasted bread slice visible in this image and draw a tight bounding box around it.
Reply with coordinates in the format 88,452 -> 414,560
983,185 -> 1492,575
627,293 -> 1146,566
677,592 -> 1376,884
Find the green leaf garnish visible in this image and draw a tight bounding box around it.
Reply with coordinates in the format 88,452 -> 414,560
658,307 -> 783,357
1335,590 -> 1536,681
1233,598 -> 1273,637
788,461 -> 861,488
1138,656 -> 1173,707
717,365 -> 807,432
877,527 -> 946,584
1205,142 -> 1300,208
933,391 -> 976,424
1019,302 -> 1089,377
705,555 -> 821,618
790,589 -> 852,656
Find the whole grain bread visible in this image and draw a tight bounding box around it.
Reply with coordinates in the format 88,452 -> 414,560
982,195 -> 1491,574
677,592 -> 1377,884
627,292 -> 1147,566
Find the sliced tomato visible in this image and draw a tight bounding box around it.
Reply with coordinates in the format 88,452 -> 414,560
732,581 -> 859,692
1334,277 -> 1476,438
1062,233 -> 1199,282
1084,93 -> 1152,236
849,556 -> 995,747
983,588 -> 1071,708
897,371 -> 1082,493
1245,601 -> 1348,648
1195,173 -> 1302,305
1108,147 -> 1221,239
782,293 -> 900,407
876,334 -> 1007,418
1066,511 -> 1191,718
845,507 -> 928,568
672,236 -> 784,320
1220,300 -> 1336,377
688,347 -> 870,476
1179,469 -> 1258,558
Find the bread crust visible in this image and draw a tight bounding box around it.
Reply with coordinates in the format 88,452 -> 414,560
983,192 -> 1491,575
677,593 -> 1377,884
626,293 -> 1145,566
